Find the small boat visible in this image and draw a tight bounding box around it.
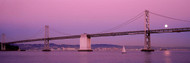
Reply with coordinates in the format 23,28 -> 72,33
122,45 -> 126,54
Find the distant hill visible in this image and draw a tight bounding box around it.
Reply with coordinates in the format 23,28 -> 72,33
14,43 -> 122,50
14,43 -> 190,51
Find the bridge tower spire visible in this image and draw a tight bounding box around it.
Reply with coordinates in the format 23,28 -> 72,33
1,33 -> 6,51
141,10 -> 154,52
42,25 -> 51,51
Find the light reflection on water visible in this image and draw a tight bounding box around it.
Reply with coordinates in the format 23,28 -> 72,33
0,51 -> 190,63
143,52 -> 152,63
79,52 -> 89,63
164,51 -> 171,63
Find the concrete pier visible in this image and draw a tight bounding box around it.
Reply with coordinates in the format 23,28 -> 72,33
78,33 -> 93,52
1,33 -> 6,51
141,49 -> 154,52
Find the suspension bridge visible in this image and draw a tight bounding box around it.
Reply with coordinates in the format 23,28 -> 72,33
1,10 -> 190,52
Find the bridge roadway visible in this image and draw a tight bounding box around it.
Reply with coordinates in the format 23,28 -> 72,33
4,27 -> 190,44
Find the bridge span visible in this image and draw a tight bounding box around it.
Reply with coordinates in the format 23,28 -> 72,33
4,27 -> 190,44
1,10 -> 190,52
1,27 -> 190,51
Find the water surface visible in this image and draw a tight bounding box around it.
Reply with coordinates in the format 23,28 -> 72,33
0,51 -> 190,63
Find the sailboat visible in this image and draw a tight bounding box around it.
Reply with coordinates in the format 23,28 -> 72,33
122,45 -> 126,54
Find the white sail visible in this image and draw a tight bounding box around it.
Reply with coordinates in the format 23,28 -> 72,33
122,45 -> 126,53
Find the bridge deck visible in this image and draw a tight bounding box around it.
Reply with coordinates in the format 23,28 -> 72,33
4,27 -> 190,44
89,27 -> 190,37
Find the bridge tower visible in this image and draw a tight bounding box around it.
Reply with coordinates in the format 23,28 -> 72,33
141,10 -> 154,52
78,33 -> 93,51
42,25 -> 51,51
1,33 -> 6,51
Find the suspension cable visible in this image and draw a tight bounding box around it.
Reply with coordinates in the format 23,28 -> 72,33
100,11 -> 144,33
149,11 -> 190,22
49,27 -> 71,36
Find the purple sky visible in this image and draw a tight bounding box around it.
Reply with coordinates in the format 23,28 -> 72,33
0,0 -> 190,47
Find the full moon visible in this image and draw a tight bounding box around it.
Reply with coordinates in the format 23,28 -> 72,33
165,24 -> 168,28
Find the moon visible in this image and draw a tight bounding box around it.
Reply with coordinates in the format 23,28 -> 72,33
165,24 -> 168,28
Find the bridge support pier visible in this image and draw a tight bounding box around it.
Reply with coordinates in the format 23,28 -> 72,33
1,33 -> 6,51
78,33 -> 93,52
1,44 -> 6,51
